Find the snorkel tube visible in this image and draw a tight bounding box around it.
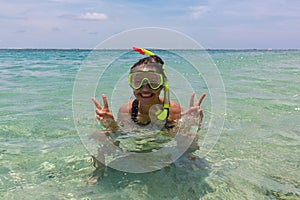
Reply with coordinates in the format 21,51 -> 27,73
132,47 -> 170,122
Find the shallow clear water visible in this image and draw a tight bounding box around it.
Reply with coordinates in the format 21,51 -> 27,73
0,49 -> 299,199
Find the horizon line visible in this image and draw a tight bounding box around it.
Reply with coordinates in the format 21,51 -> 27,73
0,48 -> 299,51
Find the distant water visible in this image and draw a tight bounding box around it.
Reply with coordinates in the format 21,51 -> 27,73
0,49 -> 299,199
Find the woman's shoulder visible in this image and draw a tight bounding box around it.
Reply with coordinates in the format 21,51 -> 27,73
170,100 -> 181,110
169,100 -> 182,120
118,100 -> 134,114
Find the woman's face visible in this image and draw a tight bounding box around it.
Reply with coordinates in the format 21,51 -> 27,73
133,84 -> 163,103
130,64 -> 164,103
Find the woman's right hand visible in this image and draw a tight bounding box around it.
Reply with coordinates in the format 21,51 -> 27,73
92,94 -> 118,130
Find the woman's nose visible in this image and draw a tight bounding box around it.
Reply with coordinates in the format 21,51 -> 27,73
140,81 -> 151,90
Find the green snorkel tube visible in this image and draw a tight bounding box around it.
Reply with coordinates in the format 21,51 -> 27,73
132,47 -> 170,122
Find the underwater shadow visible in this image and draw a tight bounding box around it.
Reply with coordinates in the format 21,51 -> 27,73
90,153 -> 214,199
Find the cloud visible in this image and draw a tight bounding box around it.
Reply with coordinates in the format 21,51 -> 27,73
188,6 -> 210,19
78,12 -> 108,21
16,30 -> 27,33
220,0 -> 300,18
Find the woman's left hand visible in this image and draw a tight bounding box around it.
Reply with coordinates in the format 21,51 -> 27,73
184,92 -> 206,120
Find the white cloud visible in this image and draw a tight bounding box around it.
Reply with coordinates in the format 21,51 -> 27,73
188,6 -> 210,19
48,0 -> 81,2
219,0 -> 300,18
78,12 -> 108,20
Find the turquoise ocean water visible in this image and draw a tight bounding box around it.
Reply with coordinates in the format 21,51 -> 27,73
0,49 -> 299,199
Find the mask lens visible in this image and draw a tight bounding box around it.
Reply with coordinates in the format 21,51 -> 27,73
146,73 -> 162,89
129,72 -> 163,90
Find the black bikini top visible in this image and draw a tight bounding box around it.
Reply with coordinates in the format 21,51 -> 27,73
131,99 -> 174,129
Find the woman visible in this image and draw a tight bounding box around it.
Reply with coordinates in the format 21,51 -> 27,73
87,48 -> 205,183
92,53 -> 205,132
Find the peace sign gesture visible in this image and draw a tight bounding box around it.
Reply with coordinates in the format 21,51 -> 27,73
92,94 -> 118,130
183,92 -> 206,120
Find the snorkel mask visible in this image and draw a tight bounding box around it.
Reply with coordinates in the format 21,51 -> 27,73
128,71 -> 164,90
131,47 -> 170,122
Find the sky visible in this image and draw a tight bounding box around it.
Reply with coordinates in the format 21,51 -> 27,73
0,0 -> 299,49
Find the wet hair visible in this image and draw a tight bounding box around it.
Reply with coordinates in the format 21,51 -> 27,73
132,55 -> 164,67
130,55 -> 165,75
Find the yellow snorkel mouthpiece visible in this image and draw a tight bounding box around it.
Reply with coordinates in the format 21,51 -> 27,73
132,46 -> 170,122
157,104 -> 170,120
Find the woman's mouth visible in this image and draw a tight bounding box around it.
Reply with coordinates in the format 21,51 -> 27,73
140,93 -> 153,98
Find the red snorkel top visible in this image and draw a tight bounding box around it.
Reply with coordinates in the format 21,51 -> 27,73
132,47 -> 155,56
